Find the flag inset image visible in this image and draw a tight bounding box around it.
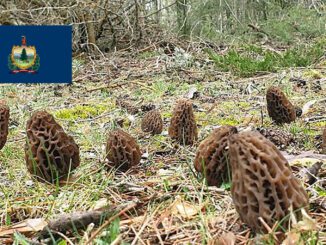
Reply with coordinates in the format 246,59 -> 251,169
0,25 -> 71,83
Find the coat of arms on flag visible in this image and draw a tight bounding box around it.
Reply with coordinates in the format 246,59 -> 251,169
8,36 -> 40,73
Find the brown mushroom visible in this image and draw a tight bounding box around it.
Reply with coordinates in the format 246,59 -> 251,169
266,86 -> 296,124
141,109 -> 163,135
194,125 -> 237,186
256,127 -> 293,150
0,102 -> 9,151
106,129 -> 141,171
168,99 -> 198,145
25,111 -> 80,184
229,131 -> 308,233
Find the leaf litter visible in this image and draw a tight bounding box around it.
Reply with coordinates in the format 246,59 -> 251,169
0,45 -> 325,244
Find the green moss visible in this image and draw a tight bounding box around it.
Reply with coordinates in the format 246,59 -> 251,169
215,117 -> 239,126
303,69 -> 323,79
162,111 -> 172,118
312,121 -> 326,127
218,100 -> 251,114
197,110 -> 240,127
145,170 -> 153,177
78,138 -> 93,150
219,101 -> 236,110
302,128 -> 318,136
55,104 -> 107,120
151,135 -> 167,148
237,101 -> 251,109
317,188 -> 326,197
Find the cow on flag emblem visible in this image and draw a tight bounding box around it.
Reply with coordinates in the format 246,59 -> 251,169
8,36 -> 40,73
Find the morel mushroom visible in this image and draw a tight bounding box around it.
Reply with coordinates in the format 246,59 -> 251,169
229,131 -> 308,233
106,129 -> 141,171
322,127 -> 326,154
194,125 -> 237,186
256,127 -> 293,150
25,111 -> 80,184
0,102 -> 9,150
266,86 -> 296,124
168,99 -> 198,145
141,110 -> 163,135
141,104 -> 156,112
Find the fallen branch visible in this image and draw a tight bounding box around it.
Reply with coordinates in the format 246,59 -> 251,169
38,202 -> 136,239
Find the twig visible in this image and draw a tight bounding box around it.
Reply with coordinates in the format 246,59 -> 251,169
305,116 -> 326,123
258,217 -> 278,242
151,217 -> 164,245
86,202 -> 137,244
131,214 -> 151,245
130,225 -> 147,245
131,203 -> 163,245
110,234 -> 122,245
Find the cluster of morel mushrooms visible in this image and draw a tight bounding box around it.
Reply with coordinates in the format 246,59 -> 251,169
0,86 -> 325,234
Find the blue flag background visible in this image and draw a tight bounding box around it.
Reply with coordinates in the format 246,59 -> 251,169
0,25 -> 72,83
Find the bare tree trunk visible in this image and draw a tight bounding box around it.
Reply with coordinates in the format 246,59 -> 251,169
153,0 -> 160,24
84,11 -> 96,46
176,0 -> 189,36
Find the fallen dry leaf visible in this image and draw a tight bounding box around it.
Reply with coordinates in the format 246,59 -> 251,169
187,87 -> 198,99
170,195 -> 203,219
282,151 -> 326,164
215,232 -> 236,245
289,157 -> 325,167
302,98 -> 326,116
301,100 -> 317,115
282,209 -> 317,245
292,209 -> 317,231
92,198 -> 108,210
0,218 -> 48,236
282,231 -> 302,245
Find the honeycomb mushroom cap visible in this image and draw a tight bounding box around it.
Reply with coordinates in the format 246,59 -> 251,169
322,127 -> 326,154
266,86 -> 296,124
106,129 -> 141,171
256,127 -> 293,150
141,104 -> 156,112
141,109 -> 163,135
229,131 -> 308,233
194,125 -> 237,186
168,99 -> 198,145
25,111 -> 80,184
0,103 -> 9,150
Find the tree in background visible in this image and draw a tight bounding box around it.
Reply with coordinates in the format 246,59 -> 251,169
176,0 -> 190,36
0,0 -> 324,51
20,48 -> 28,62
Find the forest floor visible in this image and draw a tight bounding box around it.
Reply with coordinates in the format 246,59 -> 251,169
0,42 -> 325,244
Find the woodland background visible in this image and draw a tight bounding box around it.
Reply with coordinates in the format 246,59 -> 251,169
1,0 -> 325,52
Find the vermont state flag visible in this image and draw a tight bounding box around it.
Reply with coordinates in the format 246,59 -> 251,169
0,26 -> 72,83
